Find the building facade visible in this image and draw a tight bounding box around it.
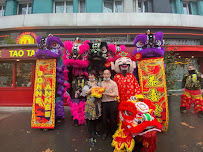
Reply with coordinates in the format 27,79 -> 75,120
0,0 -> 203,106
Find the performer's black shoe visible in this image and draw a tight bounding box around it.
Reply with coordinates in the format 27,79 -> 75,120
92,131 -> 100,137
180,107 -> 187,113
74,119 -> 79,126
101,133 -> 107,141
198,111 -> 203,118
56,116 -> 63,122
89,138 -> 96,146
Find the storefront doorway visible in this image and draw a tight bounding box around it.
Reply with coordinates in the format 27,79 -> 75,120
0,60 -> 35,106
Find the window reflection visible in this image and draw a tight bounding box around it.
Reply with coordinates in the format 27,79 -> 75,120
79,0 -> 86,13
18,3 -> 32,15
104,0 -> 123,13
28,3 -> 32,14
55,1 -> 73,13
18,4 -> 27,15
0,63 -> 13,87
104,0 -> 113,13
0,6 -> 5,17
115,1 -> 123,13
136,0 -> 149,13
66,1 -> 73,13
55,2 -> 64,13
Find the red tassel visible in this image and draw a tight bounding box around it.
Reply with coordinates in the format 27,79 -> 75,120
141,131 -> 157,152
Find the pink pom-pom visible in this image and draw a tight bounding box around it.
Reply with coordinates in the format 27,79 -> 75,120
120,45 -> 126,51
64,41 -> 73,54
79,44 -> 89,55
82,40 -> 90,44
108,44 -> 116,55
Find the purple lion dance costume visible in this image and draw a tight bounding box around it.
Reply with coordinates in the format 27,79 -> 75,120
133,30 -> 165,58
35,34 -> 65,120
63,38 -> 90,126
133,30 -> 165,80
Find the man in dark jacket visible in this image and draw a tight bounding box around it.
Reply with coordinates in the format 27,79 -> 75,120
180,65 -> 203,117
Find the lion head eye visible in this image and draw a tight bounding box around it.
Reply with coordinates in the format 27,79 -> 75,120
82,51 -> 88,57
156,40 -> 162,46
52,42 -> 60,49
124,110 -> 133,116
136,41 -> 144,48
101,47 -> 107,54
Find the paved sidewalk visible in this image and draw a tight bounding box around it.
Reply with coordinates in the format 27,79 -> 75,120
0,95 -> 203,152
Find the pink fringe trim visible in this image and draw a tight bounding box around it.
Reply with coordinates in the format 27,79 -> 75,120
71,101 -> 86,125
64,59 -> 88,68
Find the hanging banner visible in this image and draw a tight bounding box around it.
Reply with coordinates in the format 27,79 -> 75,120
31,59 -> 56,129
138,57 -> 169,132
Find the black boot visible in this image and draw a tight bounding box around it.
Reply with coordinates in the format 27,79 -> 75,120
74,119 -> 79,126
101,133 -> 108,141
89,138 -> 96,146
180,107 -> 187,113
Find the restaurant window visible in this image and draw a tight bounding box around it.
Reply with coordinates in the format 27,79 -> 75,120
0,5 -> 5,17
182,2 -> 191,14
115,0 -> 123,12
0,63 -> 13,87
15,62 -> 32,87
79,0 -> 86,13
54,0 -> 73,13
18,3 -> 33,15
134,0 -> 148,13
103,0 -> 123,13
170,58 -> 200,90
0,61 -> 34,88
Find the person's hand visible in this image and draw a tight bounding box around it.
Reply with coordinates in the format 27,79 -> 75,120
182,89 -> 185,92
75,90 -> 79,94
75,91 -> 79,98
87,89 -> 91,95
201,90 -> 203,93
75,94 -> 78,98
102,92 -> 108,95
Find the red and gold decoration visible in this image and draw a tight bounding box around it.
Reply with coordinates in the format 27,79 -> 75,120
114,73 -> 142,103
181,89 -> 203,113
138,57 -> 169,132
16,32 -> 37,44
113,50 -> 133,62
91,87 -> 105,98
31,59 -> 56,129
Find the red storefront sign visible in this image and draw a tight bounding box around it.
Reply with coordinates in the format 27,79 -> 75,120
0,48 -> 37,59
0,47 -> 37,106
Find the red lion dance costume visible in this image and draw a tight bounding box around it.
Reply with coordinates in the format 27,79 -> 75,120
111,47 -> 162,152
112,96 -> 162,152
180,70 -> 203,116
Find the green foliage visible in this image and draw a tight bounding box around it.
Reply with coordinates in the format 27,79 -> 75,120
163,41 -> 179,90
4,36 -> 16,44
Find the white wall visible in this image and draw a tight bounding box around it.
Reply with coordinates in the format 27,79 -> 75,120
0,13 -> 202,31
